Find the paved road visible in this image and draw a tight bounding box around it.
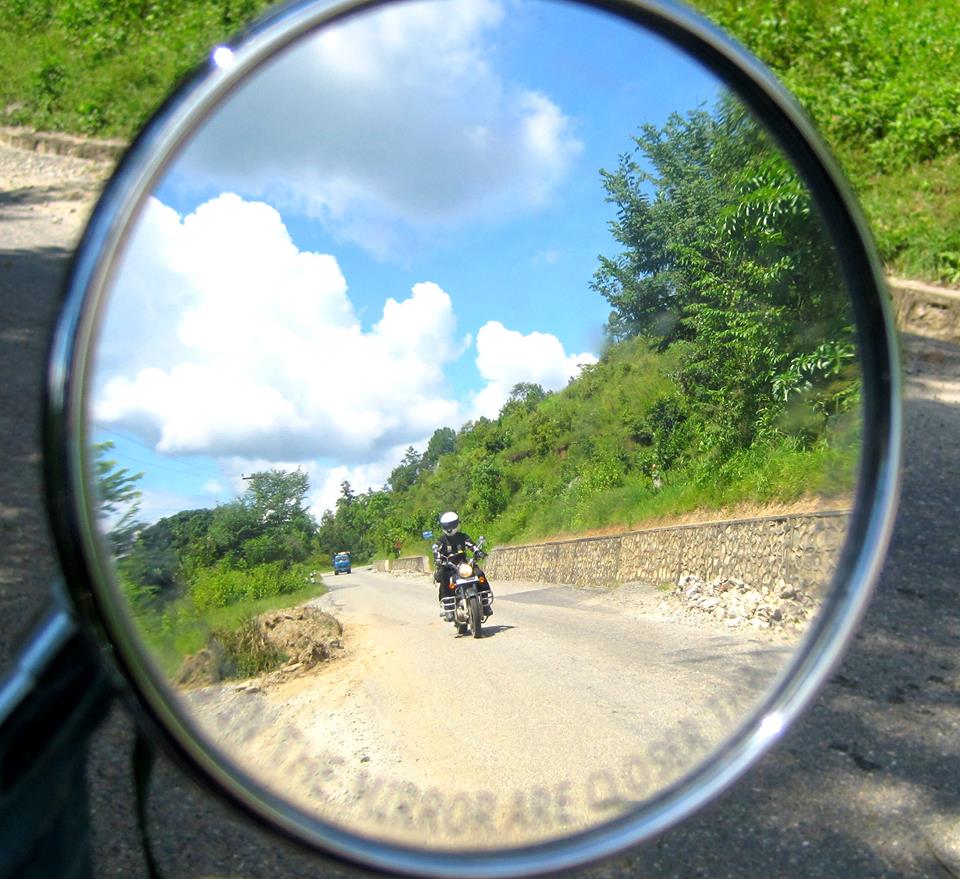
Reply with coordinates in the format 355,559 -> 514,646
183,569 -> 792,850
1,142 -> 958,877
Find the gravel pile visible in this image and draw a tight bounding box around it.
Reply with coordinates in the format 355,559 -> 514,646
384,568 -> 433,582
659,573 -> 816,634
257,606 -> 343,667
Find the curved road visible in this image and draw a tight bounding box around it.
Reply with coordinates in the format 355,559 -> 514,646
185,570 -> 793,849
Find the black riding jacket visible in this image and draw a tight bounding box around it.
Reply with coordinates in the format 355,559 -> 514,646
436,531 -> 477,564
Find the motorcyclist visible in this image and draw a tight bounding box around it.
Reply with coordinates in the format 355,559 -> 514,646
433,510 -> 492,619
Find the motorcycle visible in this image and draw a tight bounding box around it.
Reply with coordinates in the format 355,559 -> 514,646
434,537 -> 494,638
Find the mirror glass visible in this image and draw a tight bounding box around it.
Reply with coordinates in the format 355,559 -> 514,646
85,0 -> 861,851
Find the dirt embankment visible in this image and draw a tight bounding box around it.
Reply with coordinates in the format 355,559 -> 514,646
175,605 -> 344,688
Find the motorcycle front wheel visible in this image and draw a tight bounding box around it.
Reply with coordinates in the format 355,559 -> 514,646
468,596 -> 482,639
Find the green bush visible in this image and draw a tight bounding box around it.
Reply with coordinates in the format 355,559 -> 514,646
693,0 -> 960,284
131,582 -> 323,676
0,0 -> 276,136
190,561 -> 306,612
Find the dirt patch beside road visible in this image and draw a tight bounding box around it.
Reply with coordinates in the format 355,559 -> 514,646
176,605 -> 345,687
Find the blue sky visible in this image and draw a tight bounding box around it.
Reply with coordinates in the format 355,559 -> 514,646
91,0 -> 724,522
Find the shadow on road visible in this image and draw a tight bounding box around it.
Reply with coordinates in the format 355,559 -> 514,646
0,246 -> 75,668
467,624 -> 515,638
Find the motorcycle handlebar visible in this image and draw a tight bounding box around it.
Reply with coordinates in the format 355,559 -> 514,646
434,550 -> 484,565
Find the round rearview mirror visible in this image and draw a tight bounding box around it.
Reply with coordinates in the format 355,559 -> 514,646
44,0 -> 900,875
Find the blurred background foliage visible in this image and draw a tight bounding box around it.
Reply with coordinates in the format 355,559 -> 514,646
696,0 -> 960,285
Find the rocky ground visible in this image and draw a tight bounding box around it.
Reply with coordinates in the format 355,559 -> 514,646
662,573 -> 817,637
174,605 -> 345,687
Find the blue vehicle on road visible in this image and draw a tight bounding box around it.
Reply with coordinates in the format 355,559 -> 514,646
333,551 -> 352,575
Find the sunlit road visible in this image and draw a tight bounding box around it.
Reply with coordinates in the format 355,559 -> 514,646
188,567 -> 795,849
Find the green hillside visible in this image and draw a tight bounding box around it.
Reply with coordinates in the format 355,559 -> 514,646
317,100 -> 861,559
696,0 -> 960,286
1,0 -> 956,285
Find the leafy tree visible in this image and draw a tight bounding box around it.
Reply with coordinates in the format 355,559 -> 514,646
592,96 -> 855,451
245,468 -> 311,530
507,382 -> 548,410
316,480 -> 385,562
204,500 -> 260,565
421,427 -> 456,471
93,440 -> 144,556
387,447 -> 422,493
118,507 -> 214,606
466,457 -> 509,523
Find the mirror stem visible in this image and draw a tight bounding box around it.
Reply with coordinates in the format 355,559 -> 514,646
0,579 -> 114,879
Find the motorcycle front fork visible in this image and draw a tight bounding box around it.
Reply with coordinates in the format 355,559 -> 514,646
440,588 -> 494,619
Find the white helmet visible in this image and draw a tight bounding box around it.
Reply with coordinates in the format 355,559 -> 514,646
439,511 -> 460,536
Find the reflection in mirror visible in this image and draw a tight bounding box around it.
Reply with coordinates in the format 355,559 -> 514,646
86,0 -> 860,851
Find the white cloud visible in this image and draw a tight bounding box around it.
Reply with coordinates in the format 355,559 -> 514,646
172,0 -> 582,258
214,454 -> 407,521
533,249 -> 562,265
94,194 -> 468,465
307,457 -> 397,519
92,193 -> 600,519
471,320 -> 597,418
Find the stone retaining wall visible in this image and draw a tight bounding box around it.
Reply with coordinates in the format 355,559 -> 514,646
373,556 -> 428,573
0,125 -> 125,163
484,510 -> 851,597
888,278 -> 960,343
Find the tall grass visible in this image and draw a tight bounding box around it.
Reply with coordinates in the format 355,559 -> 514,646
392,434 -> 858,556
0,0 -> 275,137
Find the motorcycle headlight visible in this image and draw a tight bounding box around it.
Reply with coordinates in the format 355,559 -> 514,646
458,563 -> 474,578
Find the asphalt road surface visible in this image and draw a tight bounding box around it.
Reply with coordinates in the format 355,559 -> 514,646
183,569 -> 793,850
1,141 -> 958,878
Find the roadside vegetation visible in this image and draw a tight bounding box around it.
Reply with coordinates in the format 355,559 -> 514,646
696,0 -> 960,286
0,0 -> 276,138
96,445 -> 328,676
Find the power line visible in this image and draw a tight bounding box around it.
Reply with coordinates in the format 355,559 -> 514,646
103,452 -> 226,481
95,427 -> 225,478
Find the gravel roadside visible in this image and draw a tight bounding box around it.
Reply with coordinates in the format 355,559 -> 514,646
1,140 -> 958,878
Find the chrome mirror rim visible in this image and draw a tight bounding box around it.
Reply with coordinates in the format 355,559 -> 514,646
43,0 -> 901,876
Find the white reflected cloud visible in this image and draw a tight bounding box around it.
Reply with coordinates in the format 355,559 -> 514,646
172,0 -> 582,258
95,194 -> 467,465
471,320 -> 597,419
94,192 -> 599,516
